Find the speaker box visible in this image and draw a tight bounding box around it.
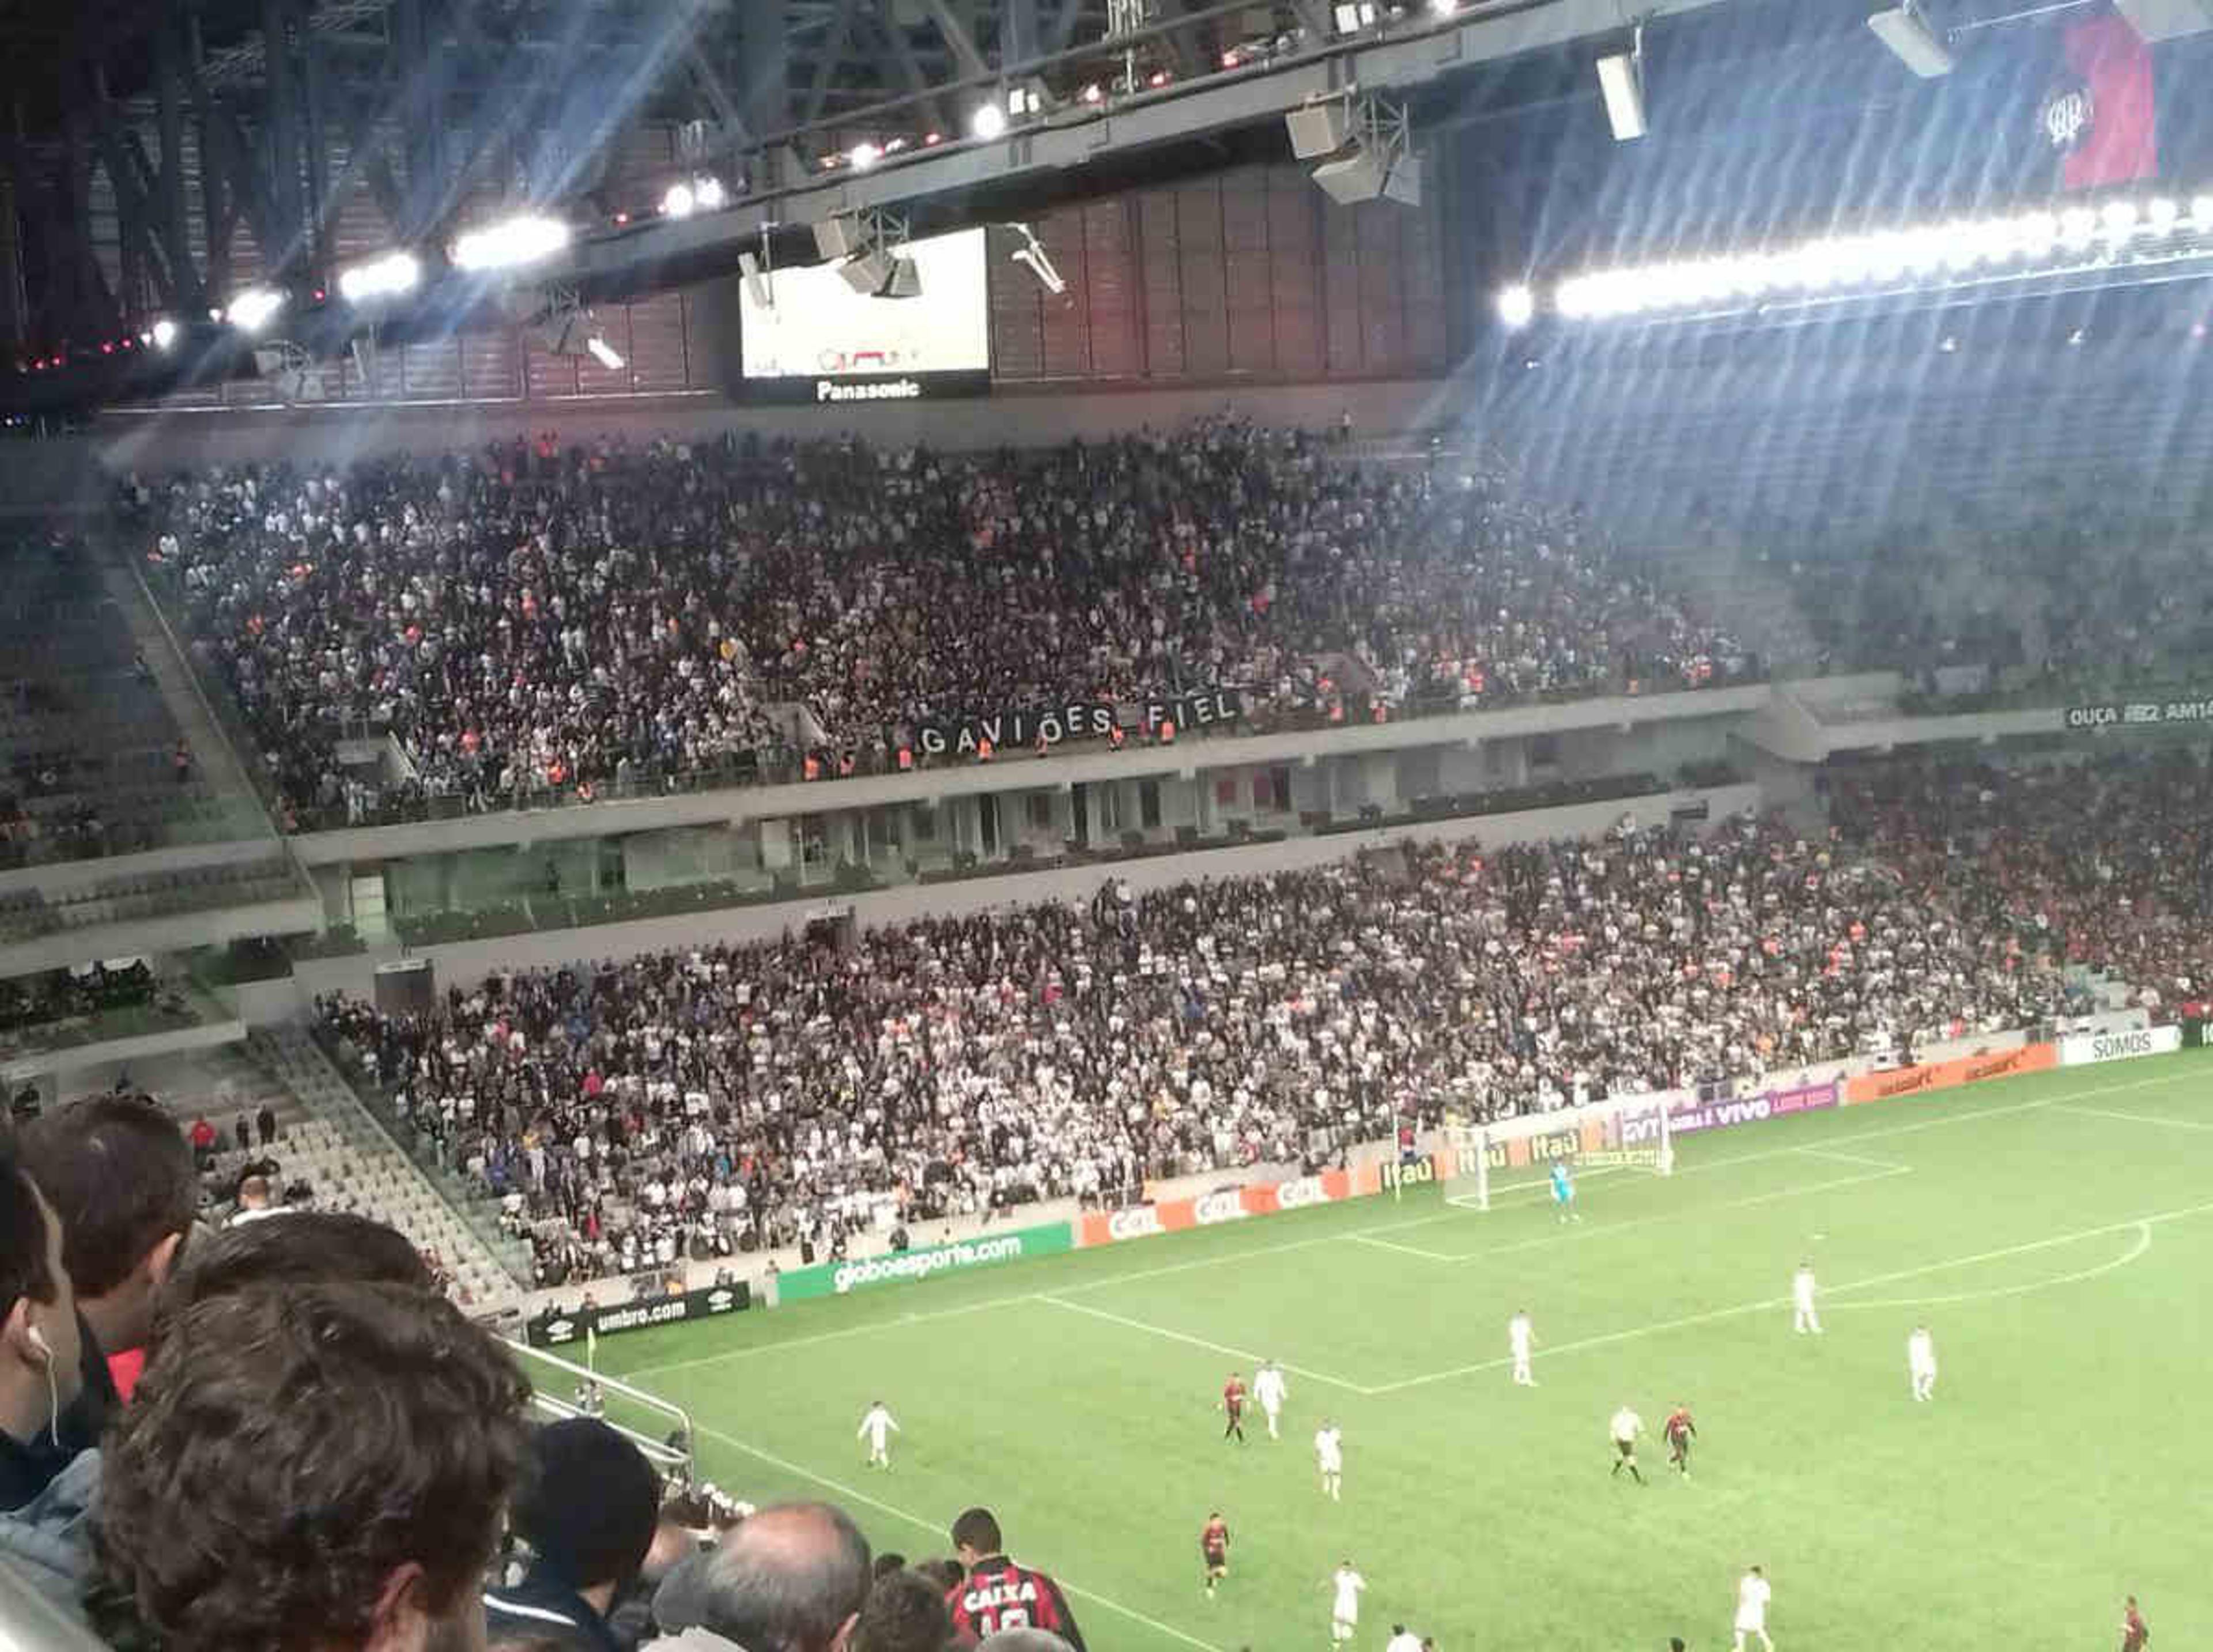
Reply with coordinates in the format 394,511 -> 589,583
1286,102 -> 1351,158
812,217 -> 864,260
839,247 -> 896,294
1311,148 -> 1389,204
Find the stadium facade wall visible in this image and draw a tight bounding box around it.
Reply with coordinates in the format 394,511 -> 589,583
268,780 -> 1762,1004
82,375 -> 1447,478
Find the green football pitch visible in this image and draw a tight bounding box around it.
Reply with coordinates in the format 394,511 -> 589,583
587,1053 -> 2212,1652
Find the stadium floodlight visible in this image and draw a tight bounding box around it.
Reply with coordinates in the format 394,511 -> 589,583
150,318 -> 178,351
337,251 -> 420,304
584,335 -> 625,371
970,101 -> 1007,139
1496,283 -> 1535,328
2101,199 -> 2142,236
452,214 -> 571,272
694,176 -> 726,210
228,287 -> 286,335
2146,196 -> 2181,233
1429,0 -> 1457,13
1333,2 -> 1379,32
849,142 -> 882,171
2059,206 -> 2099,248
1595,47 -> 1645,141
2194,195 -> 2213,224
1868,4 -> 1956,77
662,181 -> 697,218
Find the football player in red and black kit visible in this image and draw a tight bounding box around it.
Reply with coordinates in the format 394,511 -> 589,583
1663,1401 -> 1697,1477
2121,1594 -> 2150,1652
1201,1512 -> 1231,1597
946,1506 -> 1087,1651
1222,1370 -> 1248,1442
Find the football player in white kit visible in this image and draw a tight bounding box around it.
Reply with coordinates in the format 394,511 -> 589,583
1325,1559 -> 1366,1645
1732,1564 -> 1773,1652
1313,1418 -> 1344,1501
1253,1359 -> 1290,1439
1508,1309 -> 1536,1386
1908,1325 -> 1938,1401
856,1399 -> 900,1468
1792,1262 -> 1822,1335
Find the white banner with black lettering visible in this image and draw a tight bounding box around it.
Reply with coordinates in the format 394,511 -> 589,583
2056,1025 -> 2182,1067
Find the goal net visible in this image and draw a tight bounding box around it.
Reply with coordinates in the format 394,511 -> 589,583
1441,1092 -> 1675,1211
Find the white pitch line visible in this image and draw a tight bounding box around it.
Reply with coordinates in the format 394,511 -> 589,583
1792,1144 -> 1915,1171
626,1292 -> 1041,1379
1359,1165 -> 1912,1267
1365,1196 -> 2213,1394
2055,1104 -> 2213,1134
1040,1294 -> 1374,1393
1827,1221 -> 2152,1312
1350,1233 -> 1462,1261
628,1064 -> 2207,1383
690,1423 -> 1229,1652
1357,1063 -> 2200,1239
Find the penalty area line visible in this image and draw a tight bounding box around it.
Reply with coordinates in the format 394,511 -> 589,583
1365,1196 -> 2213,1395
1040,1294 -> 1375,1393
690,1423 -> 1229,1652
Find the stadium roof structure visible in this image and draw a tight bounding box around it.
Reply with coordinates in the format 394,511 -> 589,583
0,0 -> 1789,413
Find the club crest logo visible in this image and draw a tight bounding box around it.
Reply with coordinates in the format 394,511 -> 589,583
2040,81 -> 2094,153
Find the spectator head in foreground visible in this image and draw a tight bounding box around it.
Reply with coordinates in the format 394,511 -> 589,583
0,1131 -> 84,1510
21,1094 -> 196,1386
489,1418 -> 661,1651
93,1279 -> 531,1652
651,1500 -> 871,1652
851,1568 -> 953,1652
147,1209 -> 432,1348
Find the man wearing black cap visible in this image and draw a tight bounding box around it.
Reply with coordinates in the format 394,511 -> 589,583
489,1419 -> 663,1652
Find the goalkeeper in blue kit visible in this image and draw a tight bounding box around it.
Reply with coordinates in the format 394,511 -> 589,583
1551,1161 -> 1580,1223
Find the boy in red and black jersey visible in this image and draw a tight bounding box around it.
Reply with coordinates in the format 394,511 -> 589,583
1222,1371 -> 1248,1443
946,1506 -> 1087,1651
1201,1513 -> 1231,1597
1663,1402 -> 1697,1477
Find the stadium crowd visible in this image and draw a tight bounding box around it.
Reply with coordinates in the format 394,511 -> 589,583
125,421 -> 1752,824
0,1092 -> 1090,1652
317,792 -> 2090,1286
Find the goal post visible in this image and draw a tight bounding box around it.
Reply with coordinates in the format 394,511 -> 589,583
1442,1091 -> 1677,1211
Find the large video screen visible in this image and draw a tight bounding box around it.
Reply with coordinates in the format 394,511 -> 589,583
739,227 -> 990,402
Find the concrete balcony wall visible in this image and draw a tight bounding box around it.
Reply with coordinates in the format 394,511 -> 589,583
272,780 -> 1761,1007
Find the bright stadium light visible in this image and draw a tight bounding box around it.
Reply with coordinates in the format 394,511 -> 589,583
662,181 -> 697,218
970,102 -> 1007,139
2146,196 -> 2181,233
2059,206 -> 2099,248
694,176 -> 726,210
2101,198 -> 2141,236
228,287 -> 286,334
337,251 -> 420,303
849,142 -> 882,171
1496,283 -> 1535,328
452,214 -> 571,272
2193,194 -> 2213,223
150,318 -> 179,351
584,335 -> 625,371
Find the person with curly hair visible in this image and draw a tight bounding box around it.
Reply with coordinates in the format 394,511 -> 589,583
92,1278 -> 531,1652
